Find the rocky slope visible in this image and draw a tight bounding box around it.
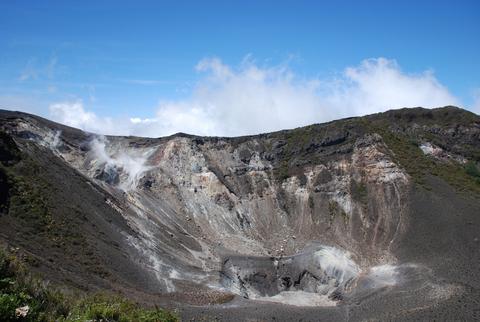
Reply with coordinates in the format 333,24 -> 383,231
0,106 -> 479,321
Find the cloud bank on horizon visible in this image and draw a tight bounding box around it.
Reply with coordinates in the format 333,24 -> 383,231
49,57 -> 466,137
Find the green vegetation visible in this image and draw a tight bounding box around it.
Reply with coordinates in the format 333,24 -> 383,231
308,194 -> 314,210
67,294 -> 177,322
465,161 -> 480,181
285,126 -> 314,150
272,127 -> 313,181
0,248 -> 178,322
0,134 -> 109,277
272,124 -> 342,182
0,247 -> 69,321
365,123 -> 480,195
0,131 -> 21,165
328,200 -> 348,225
275,160 -> 290,182
269,107 -> 480,194
372,127 -> 429,185
0,132 -> 57,234
350,180 -> 368,205
5,164 -> 55,232
0,160 -> 94,265
0,132 -> 177,321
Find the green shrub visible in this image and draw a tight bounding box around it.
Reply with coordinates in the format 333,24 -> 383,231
66,294 -> 177,322
465,161 -> 480,178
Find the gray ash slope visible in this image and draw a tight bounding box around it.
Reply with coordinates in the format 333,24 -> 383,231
0,106 -> 479,321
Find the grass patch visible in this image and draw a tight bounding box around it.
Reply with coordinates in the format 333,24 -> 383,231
0,248 -> 178,322
67,294 -> 177,322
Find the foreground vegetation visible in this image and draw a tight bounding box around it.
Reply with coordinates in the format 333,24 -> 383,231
0,248 -> 178,322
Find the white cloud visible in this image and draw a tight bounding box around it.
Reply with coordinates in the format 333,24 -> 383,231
48,101 -> 157,137
49,101 -> 114,134
338,58 -> 459,115
48,57 -> 463,137
129,117 -> 158,124
148,57 -> 459,136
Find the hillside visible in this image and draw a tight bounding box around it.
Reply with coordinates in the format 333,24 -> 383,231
0,106 -> 479,321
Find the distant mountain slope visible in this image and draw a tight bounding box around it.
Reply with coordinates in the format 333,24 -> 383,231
0,106 -> 479,321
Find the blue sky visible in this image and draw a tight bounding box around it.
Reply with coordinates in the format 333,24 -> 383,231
1,0 -> 479,136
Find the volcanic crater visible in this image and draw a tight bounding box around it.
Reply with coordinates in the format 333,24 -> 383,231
1,106 -> 479,321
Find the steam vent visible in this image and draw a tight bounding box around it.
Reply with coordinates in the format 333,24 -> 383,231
1,106 -> 480,321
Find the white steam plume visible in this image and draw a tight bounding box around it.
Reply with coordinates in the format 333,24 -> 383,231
89,136 -> 154,191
